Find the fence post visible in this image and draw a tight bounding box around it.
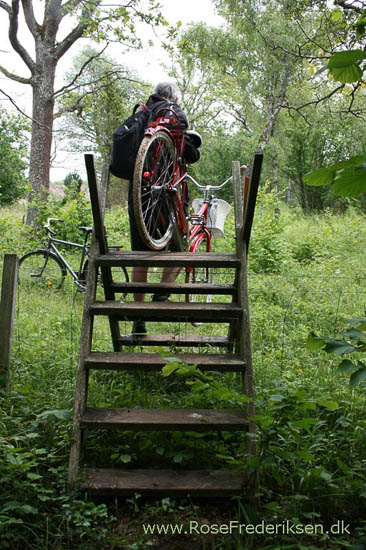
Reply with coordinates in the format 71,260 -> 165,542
0,254 -> 18,388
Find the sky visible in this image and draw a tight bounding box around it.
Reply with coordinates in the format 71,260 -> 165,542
0,0 -> 224,181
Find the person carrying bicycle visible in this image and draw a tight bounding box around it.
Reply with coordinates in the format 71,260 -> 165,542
128,82 -> 201,335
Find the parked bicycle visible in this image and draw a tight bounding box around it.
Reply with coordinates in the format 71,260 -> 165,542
19,218 -> 128,291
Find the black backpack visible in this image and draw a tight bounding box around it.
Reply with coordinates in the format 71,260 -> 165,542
110,100 -> 167,180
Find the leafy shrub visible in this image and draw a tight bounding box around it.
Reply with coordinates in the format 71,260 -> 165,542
249,185 -> 289,273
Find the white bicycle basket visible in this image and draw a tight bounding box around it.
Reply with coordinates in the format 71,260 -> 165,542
192,198 -> 231,238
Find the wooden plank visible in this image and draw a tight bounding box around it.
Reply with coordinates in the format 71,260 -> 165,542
81,407 -> 249,431
111,281 -> 236,295
0,255 -> 18,387
68,233 -> 99,487
96,251 -> 240,268
84,154 -> 121,351
242,153 -> 263,253
90,301 -> 242,322
85,351 -> 245,372
83,468 -> 246,497
118,333 -> 230,348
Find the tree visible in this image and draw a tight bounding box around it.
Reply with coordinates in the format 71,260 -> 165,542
0,107 -> 29,205
58,47 -> 149,169
0,0 -> 165,225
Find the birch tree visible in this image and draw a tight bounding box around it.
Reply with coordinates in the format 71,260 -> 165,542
0,0 -> 164,225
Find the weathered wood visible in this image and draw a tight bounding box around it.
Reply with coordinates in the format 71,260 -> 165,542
96,251 -> 240,268
83,468 -> 246,496
68,234 -> 99,487
84,154 -> 121,351
85,351 -> 245,372
81,407 -> 249,431
111,281 -> 236,295
118,333 -> 230,348
0,255 -> 18,387
242,154 -> 263,252
90,300 -> 242,322
233,161 -> 256,452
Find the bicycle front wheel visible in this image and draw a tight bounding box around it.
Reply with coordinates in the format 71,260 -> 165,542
133,130 -> 176,251
185,235 -> 214,326
19,251 -> 66,290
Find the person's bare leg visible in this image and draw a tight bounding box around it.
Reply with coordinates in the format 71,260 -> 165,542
132,266 -> 148,301
160,266 -> 181,284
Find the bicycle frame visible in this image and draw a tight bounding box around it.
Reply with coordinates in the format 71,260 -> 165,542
37,219 -> 91,289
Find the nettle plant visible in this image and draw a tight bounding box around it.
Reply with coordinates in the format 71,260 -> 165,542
307,316 -> 366,386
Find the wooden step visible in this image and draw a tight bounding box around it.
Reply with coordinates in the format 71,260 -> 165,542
85,352 -> 245,372
118,333 -> 230,348
96,251 -> 240,268
110,281 -> 236,295
80,407 -> 249,431
83,468 -> 245,496
90,301 -> 242,322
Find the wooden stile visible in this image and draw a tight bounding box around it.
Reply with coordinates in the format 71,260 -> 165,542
68,153 -> 262,496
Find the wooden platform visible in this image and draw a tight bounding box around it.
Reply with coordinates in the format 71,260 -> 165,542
83,468 -> 246,497
81,408 -> 249,431
68,155 -> 263,497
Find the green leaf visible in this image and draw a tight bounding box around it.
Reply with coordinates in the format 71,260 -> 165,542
295,450 -> 315,461
316,399 -> 339,410
350,365 -> 366,386
332,164 -> 366,197
250,415 -> 274,428
323,338 -> 356,354
291,418 -> 318,429
303,167 -> 335,187
306,332 -> 326,351
120,454 -> 132,463
161,363 -> 179,377
330,8 -> 343,22
329,62 -> 363,83
328,49 -> 366,69
337,359 -> 358,373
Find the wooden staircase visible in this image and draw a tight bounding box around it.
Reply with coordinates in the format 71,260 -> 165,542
68,155 -> 262,497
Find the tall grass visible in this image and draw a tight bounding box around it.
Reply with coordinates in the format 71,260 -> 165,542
1,199 -> 366,549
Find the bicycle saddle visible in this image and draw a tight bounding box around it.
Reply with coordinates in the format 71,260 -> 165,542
78,226 -> 93,233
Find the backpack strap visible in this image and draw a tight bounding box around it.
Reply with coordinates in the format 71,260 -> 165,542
132,103 -> 148,114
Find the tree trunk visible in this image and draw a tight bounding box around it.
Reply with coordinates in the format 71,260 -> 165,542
26,70 -> 55,225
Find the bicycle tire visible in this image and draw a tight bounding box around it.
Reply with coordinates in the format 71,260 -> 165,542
133,130 -> 177,251
185,235 -> 214,326
19,251 -> 66,290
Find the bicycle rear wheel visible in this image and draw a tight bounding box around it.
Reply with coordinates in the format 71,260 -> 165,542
133,130 -> 176,251
19,251 -> 66,290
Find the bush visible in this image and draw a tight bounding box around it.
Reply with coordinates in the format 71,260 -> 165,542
249,185 -> 289,273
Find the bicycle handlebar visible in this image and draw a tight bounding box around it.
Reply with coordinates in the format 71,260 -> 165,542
184,165 -> 247,192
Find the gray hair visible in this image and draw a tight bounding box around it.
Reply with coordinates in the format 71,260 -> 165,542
154,81 -> 180,102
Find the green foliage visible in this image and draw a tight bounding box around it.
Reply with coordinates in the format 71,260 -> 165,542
0,108 -> 29,205
307,317 -> 366,386
304,155 -> 366,198
328,49 -> 366,83
249,185 -> 289,273
63,171 -> 82,199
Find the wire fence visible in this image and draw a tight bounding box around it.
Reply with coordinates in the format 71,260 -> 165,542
10,265 -> 366,395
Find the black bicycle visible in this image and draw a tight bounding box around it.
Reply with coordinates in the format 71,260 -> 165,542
19,218 -> 128,291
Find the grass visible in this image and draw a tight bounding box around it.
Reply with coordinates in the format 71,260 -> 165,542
1,198 -> 366,549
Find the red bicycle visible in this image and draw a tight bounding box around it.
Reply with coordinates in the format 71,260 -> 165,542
132,112 -> 233,309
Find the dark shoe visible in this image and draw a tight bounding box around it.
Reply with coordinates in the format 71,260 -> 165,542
152,293 -> 171,302
132,319 -> 147,335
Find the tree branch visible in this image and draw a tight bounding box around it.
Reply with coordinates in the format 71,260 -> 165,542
334,0 -> 365,14
0,62 -> 32,84
0,1 -> 11,14
8,0 -> 35,73
0,87 -> 50,129
21,0 -> 38,38
55,1 -> 100,61
53,44 -> 108,96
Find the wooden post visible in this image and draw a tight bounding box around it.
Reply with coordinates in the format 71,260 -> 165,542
0,255 -> 19,387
